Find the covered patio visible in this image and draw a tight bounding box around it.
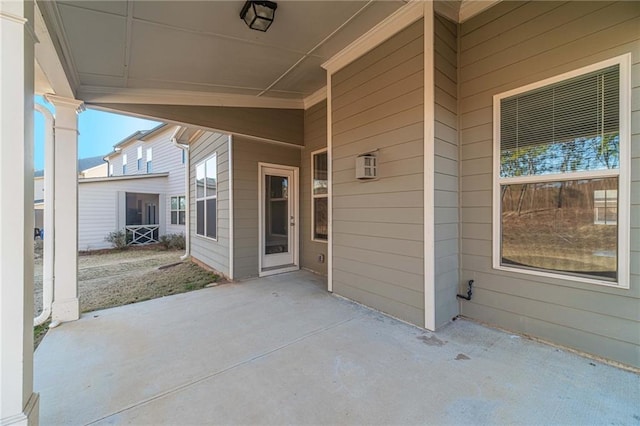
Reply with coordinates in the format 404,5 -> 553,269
35,271 -> 638,425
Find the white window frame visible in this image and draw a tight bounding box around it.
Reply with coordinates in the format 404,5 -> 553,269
170,195 -> 186,226
122,154 -> 127,175
311,148 -> 328,243
146,148 -> 152,173
137,146 -> 142,170
195,153 -> 217,241
492,54 -> 631,289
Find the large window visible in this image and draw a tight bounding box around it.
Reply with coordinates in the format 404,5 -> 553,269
196,154 -> 217,239
493,55 -> 629,287
170,196 -> 186,225
311,149 -> 328,241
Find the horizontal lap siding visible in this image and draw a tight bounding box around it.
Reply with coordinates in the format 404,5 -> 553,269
434,14 -> 460,327
232,137 -> 301,279
78,177 -> 167,250
301,101 -> 328,275
189,132 -> 230,277
331,20 -> 425,326
459,1 -> 640,367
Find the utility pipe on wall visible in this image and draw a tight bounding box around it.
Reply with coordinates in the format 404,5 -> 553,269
170,126 -> 190,260
34,104 -> 55,327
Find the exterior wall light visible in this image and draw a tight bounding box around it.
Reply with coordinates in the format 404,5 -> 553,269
240,1 -> 278,32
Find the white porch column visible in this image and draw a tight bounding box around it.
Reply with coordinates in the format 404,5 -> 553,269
45,95 -> 84,323
0,1 -> 40,425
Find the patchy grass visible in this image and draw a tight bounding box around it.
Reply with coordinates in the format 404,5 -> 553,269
34,320 -> 50,349
81,261 -> 220,313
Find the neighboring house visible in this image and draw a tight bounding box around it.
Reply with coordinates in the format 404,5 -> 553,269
34,155 -> 106,230
78,123 -> 187,250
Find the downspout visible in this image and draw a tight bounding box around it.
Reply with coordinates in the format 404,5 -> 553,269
34,104 -> 55,327
170,126 -> 190,260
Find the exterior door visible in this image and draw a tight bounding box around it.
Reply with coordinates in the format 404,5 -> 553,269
260,164 -> 298,274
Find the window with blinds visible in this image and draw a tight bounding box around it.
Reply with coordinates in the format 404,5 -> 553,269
492,56 -> 629,287
500,65 -> 620,178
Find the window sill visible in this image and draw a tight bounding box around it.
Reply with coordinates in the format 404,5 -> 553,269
195,233 -> 218,243
311,238 -> 328,244
492,264 -> 628,290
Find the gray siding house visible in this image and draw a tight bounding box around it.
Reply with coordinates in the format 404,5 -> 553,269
31,1 -> 640,372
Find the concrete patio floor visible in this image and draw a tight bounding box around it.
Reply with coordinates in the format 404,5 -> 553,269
35,271 -> 639,425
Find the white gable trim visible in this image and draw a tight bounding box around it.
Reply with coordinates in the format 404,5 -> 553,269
459,0 -> 502,23
303,86 -> 327,110
322,1 -> 424,74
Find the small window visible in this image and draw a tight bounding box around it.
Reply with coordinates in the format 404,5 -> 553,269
311,149 -> 328,241
146,148 -> 152,173
181,150 -> 186,164
137,146 -> 142,170
109,163 -> 113,176
122,154 -> 127,175
493,55 -> 629,287
170,196 -> 186,225
195,154 -> 217,239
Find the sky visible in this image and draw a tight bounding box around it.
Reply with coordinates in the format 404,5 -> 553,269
34,96 -> 161,170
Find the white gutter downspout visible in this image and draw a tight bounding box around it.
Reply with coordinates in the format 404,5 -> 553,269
170,126 -> 190,260
34,104 -> 55,327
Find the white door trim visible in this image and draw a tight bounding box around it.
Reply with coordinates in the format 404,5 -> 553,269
258,162 -> 299,277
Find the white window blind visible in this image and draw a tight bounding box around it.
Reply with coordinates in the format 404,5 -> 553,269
500,65 -> 619,178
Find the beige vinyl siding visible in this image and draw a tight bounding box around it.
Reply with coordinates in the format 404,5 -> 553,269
459,1 -> 640,367
300,100 -> 328,275
331,20 -> 425,326
189,132 -> 230,277
93,103 -> 305,147
434,13 -> 460,327
78,176 -> 167,250
232,136 -> 301,279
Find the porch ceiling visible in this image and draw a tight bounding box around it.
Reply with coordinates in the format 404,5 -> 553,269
38,0 -> 406,106
37,1 -> 501,108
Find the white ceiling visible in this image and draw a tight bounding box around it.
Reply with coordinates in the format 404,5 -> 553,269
38,1 -> 500,107
40,0 -> 409,105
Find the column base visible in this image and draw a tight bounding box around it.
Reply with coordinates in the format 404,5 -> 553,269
52,297 -> 80,322
0,393 -> 39,426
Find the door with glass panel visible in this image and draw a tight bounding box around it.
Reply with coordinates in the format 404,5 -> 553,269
260,165 -> 298,272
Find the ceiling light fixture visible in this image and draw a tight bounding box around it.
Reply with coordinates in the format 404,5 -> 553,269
240,1 -> 278,32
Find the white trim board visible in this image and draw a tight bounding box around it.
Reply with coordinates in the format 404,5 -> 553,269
422,2 -> 436,331
322,1 -> 424,74
228,135 -> 235,280
326,73 -> 333,293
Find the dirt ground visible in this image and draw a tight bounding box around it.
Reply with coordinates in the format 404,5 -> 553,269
34,247 -> 221,321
